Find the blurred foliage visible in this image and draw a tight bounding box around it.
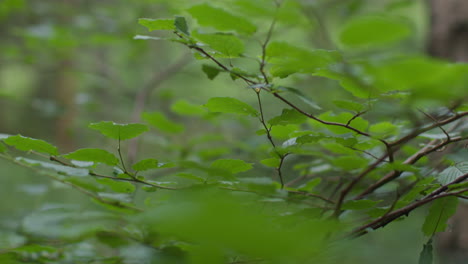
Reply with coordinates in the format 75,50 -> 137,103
1,0 -> 467,263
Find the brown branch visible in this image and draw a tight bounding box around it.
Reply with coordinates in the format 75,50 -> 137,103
355,136 -> 467,199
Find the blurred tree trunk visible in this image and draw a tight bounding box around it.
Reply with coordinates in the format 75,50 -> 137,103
428,0 -> 468,263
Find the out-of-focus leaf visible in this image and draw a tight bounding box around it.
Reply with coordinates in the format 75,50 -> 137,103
0,142 -> 6,153
369,122 -> 399,137
138,18 -> 175,31
88,122 -> 148,140
333,100 -> 364,112
171,99 -> 206,116
339,15 -> 410,48
96,178 -> 135,193
418,239 -> 433,264
142,112 -> 185,133
261,157 -> 280,168
313,111 -> 369,134
204,97 -> 258,117
63,148 -> 119,166
188,3 -> 256,35
298,178 -> 321,193
422,196 -> 458,236
332,156 -> 368,170
4,135 -> 58,155
342,199 -> 381,210
210,159 -> 253,174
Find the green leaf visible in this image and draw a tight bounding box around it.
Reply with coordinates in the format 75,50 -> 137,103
422,196 -> 459,236
438,163 -> 468,185
63,148 -> 119,166
261,157 -> 280,168
4,135 -> 58,155
202,64 -> 222,80
332,156 -> 368,170
17,157 -> 89,176
132,158 -> 173,171
142,112 -> 185,133
188,3 -> 256,35
314,111 -> 369,135
333,100 -> 364,112
342,199 -> 380,210
314,64 -> 372,98
174,16 -> 189,35
277,86 -> 322,110
171,99 -> 206,116
269,109 -> 307,126
193,32 -> 244,57
418,239 -> 433,264
266,42 -> 341,78
96,178 -> 135,193
210,159 -> 253,174
0,142 -> 6,153
204,97 -> 258,117
298,178 -> 322,193
369,122 -> 399,137
88,121 -> 149,140
339,15 -> 410,48
138,18 -> 175,31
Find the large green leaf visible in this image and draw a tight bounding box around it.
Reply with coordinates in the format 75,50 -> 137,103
88,122 -> 149,140
96,178 -> 135,193
422,196 -> 459,236
339,15 -> 410,48
142,112 -> 185,133
0,142 -> 6,153
204,97 -> 258,117
418,239 -> 433,264
63,148 -> 119,166
266,42 -> 341,78
193,32 -> 244,57
438,163 -> 468,185
332,156 -> 368,170
210,159 -> 253,174
188,3 -> 256,35
313,111 -> 369,134
138,18 -> 175,31
4,135 -> 58,155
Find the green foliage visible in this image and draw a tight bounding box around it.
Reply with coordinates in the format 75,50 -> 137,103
1,1 -> 467,263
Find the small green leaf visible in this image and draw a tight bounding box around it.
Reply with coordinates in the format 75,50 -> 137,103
342,199 -> 380,210
142,112 -> 185,133
4,135 -> 58,155
96,178 -> 135,193
174,16 -> 189,35
269,109 -> 307,126
188,3 -> 256,35
422,196 -> 459,236
210,159 -> 253,174
261,157 -> 280,168
202,64 -> 222,80
88,121 -> 149,140
132,158 -> 173,171
171,99 -> 206,116
63,148 -> 119,166
138,18 -> 175,31
299,178 -> 322,193
204,97 -> 258,117
418,239 -> 433,264
339,15 -> 410,48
